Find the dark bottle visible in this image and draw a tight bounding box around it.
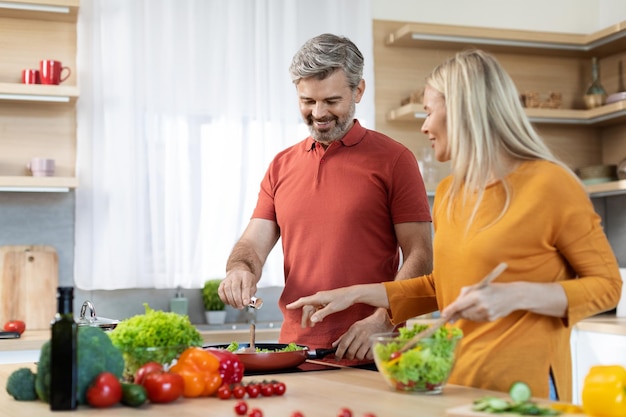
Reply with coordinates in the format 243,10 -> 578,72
50,286 -> 78,411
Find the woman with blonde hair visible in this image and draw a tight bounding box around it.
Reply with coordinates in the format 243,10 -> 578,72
287,49 -> 621,402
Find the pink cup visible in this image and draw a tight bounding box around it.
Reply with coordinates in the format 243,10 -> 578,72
39,59 -> 71,85
22,69 -> 41,84
26,158 -> 55,177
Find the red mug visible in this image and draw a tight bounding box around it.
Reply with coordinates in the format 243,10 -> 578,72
22,69 -> 41,84
39,59 -> 71,85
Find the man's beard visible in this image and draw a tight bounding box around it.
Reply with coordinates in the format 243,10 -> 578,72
307,100 -> 356,144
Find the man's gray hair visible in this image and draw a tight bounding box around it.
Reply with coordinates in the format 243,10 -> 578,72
289,33 -> 364,89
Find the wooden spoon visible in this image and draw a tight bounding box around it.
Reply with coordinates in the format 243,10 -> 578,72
394,262 -> 508,356
245,323 -> 256,353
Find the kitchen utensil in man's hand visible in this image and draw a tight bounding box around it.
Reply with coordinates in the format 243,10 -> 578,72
396,262 -> 508,356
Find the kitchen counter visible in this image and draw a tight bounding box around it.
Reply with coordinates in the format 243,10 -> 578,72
1,315 -> 624,355
0,361 -> 521,417
573,315 -> 626,336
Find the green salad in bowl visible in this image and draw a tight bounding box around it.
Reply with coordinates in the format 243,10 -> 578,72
371,323 -> 462,394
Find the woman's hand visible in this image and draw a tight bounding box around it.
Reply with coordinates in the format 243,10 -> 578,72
286,283 -> 389,328
286,287 -> 358,327
441,281 -> 568,322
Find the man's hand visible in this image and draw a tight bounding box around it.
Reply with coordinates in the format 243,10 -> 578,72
219,269 -> 258,309
332,309 -> 395,361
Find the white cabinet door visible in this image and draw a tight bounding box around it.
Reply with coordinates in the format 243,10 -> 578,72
571,328 -> 626,404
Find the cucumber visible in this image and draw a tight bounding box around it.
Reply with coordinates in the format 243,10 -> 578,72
509,381 -> 532,404
121,382 -> 147,407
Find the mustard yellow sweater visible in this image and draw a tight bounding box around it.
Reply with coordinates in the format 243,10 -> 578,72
384,160 -> 621,401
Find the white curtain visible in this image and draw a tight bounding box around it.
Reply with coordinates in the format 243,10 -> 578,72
75,0 -> 374,290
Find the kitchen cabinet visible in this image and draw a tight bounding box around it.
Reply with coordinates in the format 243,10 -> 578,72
374,20 -> 626,196
570,317 -> 626,405
0,0 -> 79,192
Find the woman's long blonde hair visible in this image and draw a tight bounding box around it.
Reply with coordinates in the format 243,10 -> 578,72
426,49 -> 574,229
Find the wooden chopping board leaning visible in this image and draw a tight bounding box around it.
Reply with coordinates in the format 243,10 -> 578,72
0,245 -> 59,330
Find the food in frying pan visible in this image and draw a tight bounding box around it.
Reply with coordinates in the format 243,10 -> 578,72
226,342 -> 304,353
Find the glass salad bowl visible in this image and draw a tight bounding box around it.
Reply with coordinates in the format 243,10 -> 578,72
371,324 -> 462,394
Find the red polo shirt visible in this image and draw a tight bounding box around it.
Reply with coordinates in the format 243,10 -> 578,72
253,120 -> 431,349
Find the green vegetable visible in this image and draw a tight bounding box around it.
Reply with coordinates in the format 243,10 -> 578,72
121,382 -> 148,407
374,324 -> 462,391
472,381 -> 560,415
6,367 -> 37,401
35,326 -> 125,405
226,342 -> 304,353
510,381 -> 532,403
108,303 -> 202,378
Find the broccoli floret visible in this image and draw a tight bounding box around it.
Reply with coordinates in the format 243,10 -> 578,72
35,326 -> 124,405
6,367 -> 37,401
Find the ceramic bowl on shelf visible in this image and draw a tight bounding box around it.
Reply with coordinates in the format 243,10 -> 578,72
606,91 -> 626,104
371,325 -> 462,394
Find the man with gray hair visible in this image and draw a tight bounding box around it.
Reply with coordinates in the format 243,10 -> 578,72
219,33 -> 432,365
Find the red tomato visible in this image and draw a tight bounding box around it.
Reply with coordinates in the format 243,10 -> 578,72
3,320 -> 26,335
234,400 -> 249,415
337,408 -> 353,417
134,361 -> 163,385
362,414 -> 377,417
217,385 -> 232,400
246,383 -> 260,398
142,371 -> 184,403
291,412 -> 305,417
272,381 -> 286,396
248,408 -> 263,417
86,372 -> 122,408
232,384 -> 246,399
260,383 -> 274,397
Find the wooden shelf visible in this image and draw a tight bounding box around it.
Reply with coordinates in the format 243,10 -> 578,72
0,176 -> 78,192
385,20 -> 626,58
387,100 -> 626,127
0,0 -> 79,22
0,82 -> 78,103
586,179 -> 626,197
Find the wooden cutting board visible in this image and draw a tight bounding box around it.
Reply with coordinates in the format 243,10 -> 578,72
445,403 -> 587,417
0,245 -> 59,331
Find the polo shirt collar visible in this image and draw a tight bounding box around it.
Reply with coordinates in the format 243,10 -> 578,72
306,119 -> 365,151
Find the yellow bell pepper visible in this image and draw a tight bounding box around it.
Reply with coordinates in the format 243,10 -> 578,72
582,365 -> 626,417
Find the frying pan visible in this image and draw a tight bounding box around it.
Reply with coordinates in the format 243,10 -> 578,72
204,343 -> 337,372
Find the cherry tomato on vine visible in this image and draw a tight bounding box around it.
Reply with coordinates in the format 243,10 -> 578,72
234,400 -> 248,415
272,381 -> 286,396
248,408 -> 263,417
217,384 -> 232,400
260,383 -> 274,396
232,384 -> 246,399
246,383 -> 260,398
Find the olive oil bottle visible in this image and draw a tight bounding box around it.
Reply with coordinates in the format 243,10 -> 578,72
50,286 -> 78,411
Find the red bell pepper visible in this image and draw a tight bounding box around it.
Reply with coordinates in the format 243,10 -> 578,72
205,348 -> 244,384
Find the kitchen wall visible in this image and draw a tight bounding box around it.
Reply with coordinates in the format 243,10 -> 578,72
1,1 -> 624,325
